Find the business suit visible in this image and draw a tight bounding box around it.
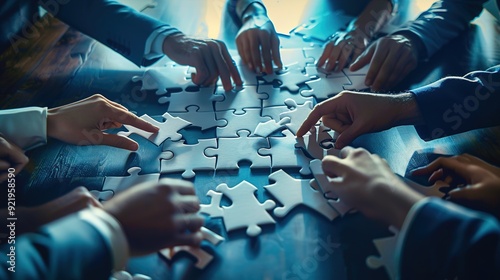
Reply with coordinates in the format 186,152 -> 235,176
398,198 -> 500,279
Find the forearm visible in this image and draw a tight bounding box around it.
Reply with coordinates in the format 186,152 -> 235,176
349,0 -> 393,39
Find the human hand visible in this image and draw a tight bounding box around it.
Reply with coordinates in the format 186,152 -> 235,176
46,94 -> 158,151
350,34 -> 418,91
162,34 -> 243,91
0,136 -> 29,183
412,155 -> 500,218
317,30 -> 370,73
322,147 -> 424,228
236,14 -> 282,74
103,178 -> 204,256
297,91 -> 422,149
16,187 -> 101,234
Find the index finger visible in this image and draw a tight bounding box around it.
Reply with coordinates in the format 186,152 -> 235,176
219,41 -> 243,86
297,100 -> 335,137
110,107 -> 159,133
412,157 -> 472,182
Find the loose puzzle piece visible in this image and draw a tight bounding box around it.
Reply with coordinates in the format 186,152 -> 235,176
257,83 -> 314,108
204,130 -> 271,170
366,227 -> 399,280
258,130 -> 311,175
302,71 -> 351,100
264,169 -> 340,221
160,227 -> 224,270
253,117 -> 290,137
215,108 -> 271,138
213,86 -> 262,114
309,159 -> 353,216
199,190 -> 224,217
170,105 -> 227,131
295,125 -> 339,159
102,167 -> 160,194
199,181 -> 276,237
260,66 -> 312,93
279,98 -> 314,135
131,64 -> 193,95
160,139 -> 217,179
158,86 -> 223,112
89,189 -> 114,202
118,112 -> 191,146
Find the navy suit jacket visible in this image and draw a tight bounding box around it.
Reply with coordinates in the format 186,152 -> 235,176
0,214 -> 113,280
0,0 -> 172,66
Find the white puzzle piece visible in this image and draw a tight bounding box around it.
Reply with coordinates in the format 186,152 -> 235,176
102,167 -> 160,194
204,130 -> 271,170
279,48 -> 316,69
160,139 -> 217,178
158,86 -> 223,112
213,86 -> 262,114
253,117 -> 290,137
295,126 -> 339,159
199,181 -> 276,237
118,112 -> 191,146
257,130 -> 311,175
90,189 -> 114,202
302,72 -> 351,100
366,227 -> 399,280
264,169 -> 340,221
261,105 -> 290,121
170,105 -> 227,131
260,66 -> 312,93
215,108 -> 271,138
257,83 -> 314,108
199,190 -> 224,217
279,98 -> 314,135
131,64 -> 193,95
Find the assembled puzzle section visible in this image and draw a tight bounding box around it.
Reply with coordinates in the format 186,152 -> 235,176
160,139 -> 217,179
101,167 -> 160,195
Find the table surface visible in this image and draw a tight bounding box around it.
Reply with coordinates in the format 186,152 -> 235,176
1,0 -> 500,279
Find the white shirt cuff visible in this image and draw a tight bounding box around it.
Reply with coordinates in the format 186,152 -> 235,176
79,207 -> 130,271
0,107 -> 47,151
144,26 -> 182,60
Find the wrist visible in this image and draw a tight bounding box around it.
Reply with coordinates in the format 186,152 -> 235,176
391,93 -> 424,126
161,33 -> 185,57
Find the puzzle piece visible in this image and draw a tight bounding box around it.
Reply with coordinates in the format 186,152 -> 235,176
253,117 -> 290,137
302,72 -> 351,100
261,105 -> 290,121
295,125 -> 339,159
213,86 -> 262,114
199,190 -> 224,217
366,227 -> 399,280
111,270 -> 152,280
204,130 -> 271,170
160,227 -> 224,269
102,167 -> 159,194
170,105 -> 227,131
258,130 -> 311,175
131,64 -> 193,95
160,139 -> 217,178
215,108 -> 271,138
264,169 -> 340,221
309,159 -> 352,216
257,83 -> 314,108
118,112 -> 191,146
158,86 -> 223,112
279,48 -> 316,69
89,189 -> 114,202
342,68 -> 369,91
279,98 -> 314,135
260,66 -> 312,93
200,181 -> 276,237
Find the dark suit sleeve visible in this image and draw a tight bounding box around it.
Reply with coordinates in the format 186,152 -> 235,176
0,214 -> 112,280
398,198 -> 500,279
410,65 -> 500,140
42,0 -> 178,66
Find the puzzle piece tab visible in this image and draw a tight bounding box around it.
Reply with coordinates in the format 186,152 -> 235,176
215,108 -> 271,138
170,106 -> 227,131
366,227 -> 399,280
213,86 -> 262,114
279,98 -> 314,135
158,86 -> 222,112
260,67 -> 312,93
160,139 -> 217,179
131,64 -> 193,95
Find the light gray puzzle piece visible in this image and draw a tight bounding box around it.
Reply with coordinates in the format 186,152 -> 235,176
258,130 -> 311,175
199,190 -> 224,217
261,105 -> 290,121
216,181 -> 276,237
260,66 -> 312,93
158,86 -> 223,112
102,167 -> 159,194
257,83 -> 314,108
118,112 -> 191,146
265,169 -> 340,221
279,98 -> 314,135
342,64 -> 371,91
366,227 -> 399,280
160,139 -> 217,178
131,64 -> 193,95
213,86 -> 262,114
170,105 -> 227,131
302,72 -> 351,100
90,189 -> 114,202
253,117 -> 290,137
204,130 -> 271,170
295,125 -> 339,159
279,48 -> 316,69
215,108 -> 271,138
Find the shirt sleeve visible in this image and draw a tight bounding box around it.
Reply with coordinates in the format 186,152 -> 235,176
395,197 -> 500,279
0,107 -> 47,151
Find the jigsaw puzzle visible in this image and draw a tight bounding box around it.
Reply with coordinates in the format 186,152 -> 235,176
301,70 -> 352,100
295,125 -> 339,159
253,117 -> 290,137
264,169 -> 340,221
89,189 -> 114,202
102,167 -> 160,194
160,139 -> 217,178
199,181 -> 276,237
158,86 -> 223,112
215,108 -> 271,138
366,227 -> 399,280
118,112 -> 191,146
260,66 -> 312,93
170,105 -> 227,131
131,64 -> 193,95
257,83 -> 314,108
213,86 -> 262,114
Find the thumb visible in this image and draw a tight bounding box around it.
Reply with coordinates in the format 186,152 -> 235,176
101,133 -> 139,151
350,44 -> 375,71
335,124 -> 362,149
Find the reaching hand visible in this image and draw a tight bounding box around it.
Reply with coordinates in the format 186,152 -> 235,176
0,136 -> 29,183
297,91 -> 422,149
350,34 -> 418,91
412,155 -> 500,218
162,34 -> 243,91
236,14 -> 282,74
317,30 -> 370,73
47,94 -> 158,151
103,178 -> 204,256
322,147 -> 424,228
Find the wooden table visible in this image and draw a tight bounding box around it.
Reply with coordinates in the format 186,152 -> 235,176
1,1 -> 500,279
